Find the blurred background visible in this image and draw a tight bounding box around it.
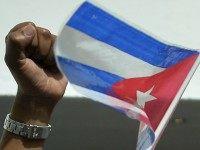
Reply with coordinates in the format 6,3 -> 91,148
1,0 -> 200,149
0,97 -> 200,150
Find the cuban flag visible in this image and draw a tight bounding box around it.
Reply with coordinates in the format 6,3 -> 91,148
55,1 -> 200,150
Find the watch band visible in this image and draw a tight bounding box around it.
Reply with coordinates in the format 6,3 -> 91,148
3,114 -> 51,139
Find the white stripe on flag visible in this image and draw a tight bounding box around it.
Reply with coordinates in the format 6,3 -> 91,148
56,26 -> 164,78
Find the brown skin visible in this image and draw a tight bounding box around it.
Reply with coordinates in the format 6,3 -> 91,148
0,22 -> 68,150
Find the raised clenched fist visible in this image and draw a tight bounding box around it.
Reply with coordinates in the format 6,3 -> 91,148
5,22 -> 67,101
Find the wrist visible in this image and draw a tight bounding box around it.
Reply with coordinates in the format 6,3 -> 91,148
10,92 -> 57,126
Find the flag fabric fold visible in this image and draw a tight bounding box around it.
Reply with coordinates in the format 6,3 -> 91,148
55,1 -> 200,149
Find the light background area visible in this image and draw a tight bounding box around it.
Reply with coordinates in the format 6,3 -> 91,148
0,0 -> 200,98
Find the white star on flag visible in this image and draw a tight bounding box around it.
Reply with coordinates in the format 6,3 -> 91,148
136,86 -> 157,108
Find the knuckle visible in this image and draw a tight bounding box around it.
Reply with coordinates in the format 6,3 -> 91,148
26,21 -> 35,26
13,22 -> 35,30
9,32 -> 18,43
38,27 -> 51,38
42,29 -> 51,38
8,32 -> 22,46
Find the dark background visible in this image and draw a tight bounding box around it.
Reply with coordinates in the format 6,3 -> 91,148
0,96 -> 200,150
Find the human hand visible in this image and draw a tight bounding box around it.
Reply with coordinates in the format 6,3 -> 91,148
4,22 -> 68,125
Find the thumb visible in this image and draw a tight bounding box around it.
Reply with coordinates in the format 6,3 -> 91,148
5,24 -> 36,69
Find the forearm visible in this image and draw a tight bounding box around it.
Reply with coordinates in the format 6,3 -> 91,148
0,92 -> 55,150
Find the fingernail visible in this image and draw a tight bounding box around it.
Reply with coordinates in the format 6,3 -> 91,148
22,24 -> 35,37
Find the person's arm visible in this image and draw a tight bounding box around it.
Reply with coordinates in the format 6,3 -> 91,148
0,22 -> 67,150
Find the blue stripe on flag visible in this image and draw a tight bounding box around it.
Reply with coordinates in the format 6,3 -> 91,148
67,1 -> 198,68
57,56 -> 123,94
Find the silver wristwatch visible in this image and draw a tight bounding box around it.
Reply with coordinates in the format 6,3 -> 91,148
3,114 -> 51,139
